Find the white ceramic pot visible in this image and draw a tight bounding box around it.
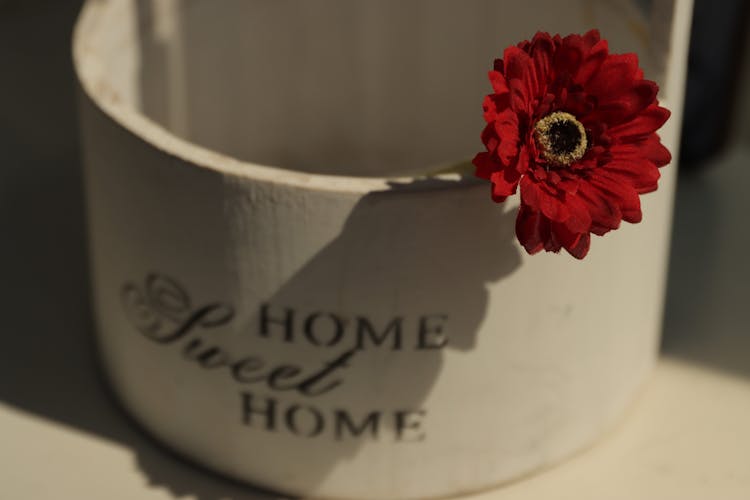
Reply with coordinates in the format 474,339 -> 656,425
74,1 -> 692,498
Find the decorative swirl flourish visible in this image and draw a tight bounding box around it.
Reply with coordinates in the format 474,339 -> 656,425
121,273 -> 234,343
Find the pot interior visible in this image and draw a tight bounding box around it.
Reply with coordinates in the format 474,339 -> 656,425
106,0 -> 673,177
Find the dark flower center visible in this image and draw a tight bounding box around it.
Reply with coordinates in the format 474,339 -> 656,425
534,111 -> 588,166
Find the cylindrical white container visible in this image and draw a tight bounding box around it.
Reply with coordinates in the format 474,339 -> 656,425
74,1 -> 692,498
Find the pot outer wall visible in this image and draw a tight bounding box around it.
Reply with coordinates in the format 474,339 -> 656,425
75,1 -> 693,498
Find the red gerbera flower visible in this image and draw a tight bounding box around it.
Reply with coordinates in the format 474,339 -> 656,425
473,30 -> 671,259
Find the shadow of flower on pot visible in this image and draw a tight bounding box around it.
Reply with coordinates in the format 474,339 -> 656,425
219,177 -> 522,496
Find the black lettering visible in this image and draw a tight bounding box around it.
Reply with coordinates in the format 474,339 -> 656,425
285,405 -> 325,437
334,410 -> 380,439
356,317 -> 403,350
182,338 -> 231,368
394,410 -> 426,442
268,365 -> 303,391
304,312 -> 346,347
231,357 -> 267,384
417,314 -> 448,349
152,304 -> 232,344
241,392 -> 277,431
259,304 -> 294,342
297,348 -> 357,396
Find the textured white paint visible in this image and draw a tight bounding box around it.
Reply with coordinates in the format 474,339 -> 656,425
73,1 -> 692,498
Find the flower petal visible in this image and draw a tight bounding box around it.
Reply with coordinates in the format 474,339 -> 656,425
528,32 -> 555,96
574,38 -> 609,86
519,175 -> 541,210
639,134 -> 672,167
480,124 -> 499,154
553,34 -> 585,79
577,181 -> 623,233
587,80 -> 659,126
493,109 -> 521,164
472,152 -> 497,179
504,45 -> 533,83
504,45 -> 540,115
515,204 -> 549,255
490,167 -> 522,201
586,53 -> 640,96
609,135 -> 672,169
582,29 -> 601,48
551,222 -> 591,259
569,232 -> 591,259
562,193 -> 593,233
608,104 -> 671,139
489,70 -> 510,95
590,174 -> 642,223
539,190 -> 570,222
600,157 -> 661,194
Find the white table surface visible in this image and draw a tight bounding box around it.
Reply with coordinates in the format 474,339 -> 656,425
3,344 -> 750,500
